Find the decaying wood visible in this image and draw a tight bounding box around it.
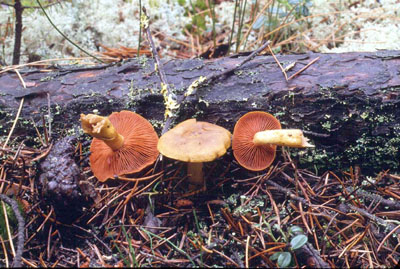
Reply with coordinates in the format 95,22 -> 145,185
0,50 -> 399,173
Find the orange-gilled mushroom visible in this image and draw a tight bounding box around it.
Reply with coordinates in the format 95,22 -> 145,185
80,110 -> 159,182
232,111 -> 314,171
157,119 -> 231,190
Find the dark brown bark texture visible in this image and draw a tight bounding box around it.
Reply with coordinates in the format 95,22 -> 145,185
1,50 -> 400,174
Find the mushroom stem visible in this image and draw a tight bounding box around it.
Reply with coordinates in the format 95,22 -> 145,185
253,129 -> 314,148
80,114 -> 124,151
187,162 -> 204,190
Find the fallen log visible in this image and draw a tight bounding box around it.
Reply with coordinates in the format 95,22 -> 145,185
1,50 -> 399,174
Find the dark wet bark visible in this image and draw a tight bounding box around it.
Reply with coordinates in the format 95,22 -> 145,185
1,50 -> 400,173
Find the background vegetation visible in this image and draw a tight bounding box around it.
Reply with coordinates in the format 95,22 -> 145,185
1,0 -> 400,65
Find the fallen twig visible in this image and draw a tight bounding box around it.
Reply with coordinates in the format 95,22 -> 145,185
141,7 -> 177,135
287,56 -> 320,80
346,186 -> 400,210
297,242 -> 331,268
346,204 -> 400,234
0,194 -> 25,268
2,69 -> 25,149
268,44 -> 319,81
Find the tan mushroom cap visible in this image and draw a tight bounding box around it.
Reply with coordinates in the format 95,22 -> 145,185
86,110 -> 159,182
158,119 -> 232,163
232,111 -> 281,171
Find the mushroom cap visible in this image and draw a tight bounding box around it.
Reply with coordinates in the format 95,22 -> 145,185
232,111 -> 281,171
89,110 -> 159,182
158,119 -> 231,163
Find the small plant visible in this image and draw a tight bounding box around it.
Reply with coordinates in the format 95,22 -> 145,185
250,0 -> 313,52
266,224 -> 308,268
185,0 -> 208,36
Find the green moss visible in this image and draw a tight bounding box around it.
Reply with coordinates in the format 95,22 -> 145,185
137,55 -> 149,68
345,133 -> 400,171
234,70 -> 244,76
271,85 -> 400,174
296,148 -> 336,175
40,75 -> 55,82
360,111 -> 369,120
226,194 -> 269,217
148,119 -> 164,131
321,120 -> 331,131
192,106 -> 204,119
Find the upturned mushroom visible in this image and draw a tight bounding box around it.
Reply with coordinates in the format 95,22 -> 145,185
232,111 -> 314,171
157,119 -> 231,190
80,110 -> 159,182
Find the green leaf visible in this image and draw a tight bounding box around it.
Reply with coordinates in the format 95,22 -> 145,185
290,234 -> 308,250
277,252 -> 292,268
270,252 -> 282,261
289,225 -> 304,235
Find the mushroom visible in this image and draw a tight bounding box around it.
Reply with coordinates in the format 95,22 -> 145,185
232,111 -> 314,171
80,110 -> 159,182
157,119 -> 231,190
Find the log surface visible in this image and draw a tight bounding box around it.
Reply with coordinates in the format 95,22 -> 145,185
1,50 -> 400,173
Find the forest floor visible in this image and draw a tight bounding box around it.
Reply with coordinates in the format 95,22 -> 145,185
1,133 -> 400,267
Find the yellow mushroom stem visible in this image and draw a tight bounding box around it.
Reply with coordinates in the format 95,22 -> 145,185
187,162 -> 204,190
253,129 -> 314,148
80,113 -> 124,151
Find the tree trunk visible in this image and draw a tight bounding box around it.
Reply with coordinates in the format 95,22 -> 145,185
1,50 -> 400,174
